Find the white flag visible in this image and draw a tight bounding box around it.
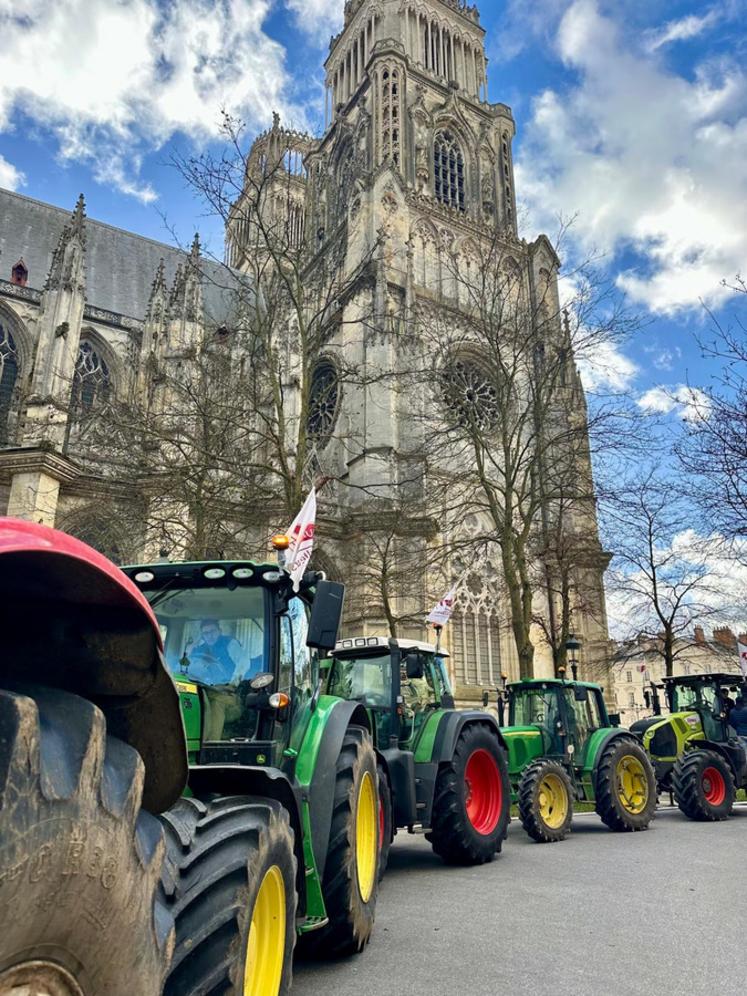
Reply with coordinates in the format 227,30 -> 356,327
738,641 -> 747,679
427,586 -> 457,628
286,488 -> 316,592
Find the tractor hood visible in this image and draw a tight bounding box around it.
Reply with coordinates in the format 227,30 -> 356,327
0,518 -> 187,814
500,725 -> 547,772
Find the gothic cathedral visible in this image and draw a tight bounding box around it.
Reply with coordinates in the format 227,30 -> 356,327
0,0 -> 612,699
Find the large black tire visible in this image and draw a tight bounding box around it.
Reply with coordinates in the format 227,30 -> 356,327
299,727 -> 378,958
0,686 -> 174,995
673,749 -> 736,822
427,723 -> 511,865
595,736 -> 657,832
378,762 -> 393,881
518,759 -> 574,843
160,796 -> 297,996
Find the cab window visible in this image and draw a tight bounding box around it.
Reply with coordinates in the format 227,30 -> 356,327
279,597 -> 314,710
563,688 -> 602,747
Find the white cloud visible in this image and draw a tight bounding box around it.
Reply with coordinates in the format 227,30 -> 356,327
0,153 -> 23,190
0,0 -> 299,201
285,0 -> 343,40
637,384 -> 710,421
516,0 -> 747,314
577,338 -> 639,392
644,10 -> 720,53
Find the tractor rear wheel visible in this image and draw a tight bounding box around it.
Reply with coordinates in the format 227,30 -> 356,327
298,727 -> 378,958
673,749 -> 735,821
518,759 -> 574,843
595,736 -> 657,832
0,686 -> 173,995
377,763 -> 393,881
428,724 -> 510,865
160,796 -> 297,996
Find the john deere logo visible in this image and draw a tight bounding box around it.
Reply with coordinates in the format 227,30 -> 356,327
257,754 -> 267,764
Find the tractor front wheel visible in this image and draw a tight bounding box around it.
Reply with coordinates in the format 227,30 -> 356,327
0,686 -> 173,995
160,795 -> 297,996
595,736 -> 657,832
299,726 -> 378,958
378,763 -> 393,881
428,724 -> 510,865
518,759 -> 574,843
673,749 -> 735,821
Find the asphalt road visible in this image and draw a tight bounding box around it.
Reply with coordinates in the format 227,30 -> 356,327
294,805 -> 747,996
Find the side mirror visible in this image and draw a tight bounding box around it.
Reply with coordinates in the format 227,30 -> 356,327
405,653 -> 425,680
306,580 -> 345,651
482,690 -> 489,708
573,686 -> 589,702
608,712 -> 621,727
644,690 -> 651,709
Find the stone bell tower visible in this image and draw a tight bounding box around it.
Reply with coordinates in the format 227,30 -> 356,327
304,0 -> 520,530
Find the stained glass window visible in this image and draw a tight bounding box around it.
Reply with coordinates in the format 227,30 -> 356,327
72,340 -> 111,414
434,131 -> 466,211
0,323 -> 19,445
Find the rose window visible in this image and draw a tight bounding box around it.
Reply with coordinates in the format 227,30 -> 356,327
443,359 -> 498,429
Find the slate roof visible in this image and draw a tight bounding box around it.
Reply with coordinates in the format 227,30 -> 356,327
0,187 -> 242,325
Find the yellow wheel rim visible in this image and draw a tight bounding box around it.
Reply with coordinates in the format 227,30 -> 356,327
356,770 -> 377,904
537,774 -> 569,830
616,755 -> 649,815
244,865 -> 286,996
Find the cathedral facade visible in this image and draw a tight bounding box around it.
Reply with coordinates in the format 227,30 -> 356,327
0,0 -> 612,697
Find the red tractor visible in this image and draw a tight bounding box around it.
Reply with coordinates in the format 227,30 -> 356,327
0,518 -> 187,994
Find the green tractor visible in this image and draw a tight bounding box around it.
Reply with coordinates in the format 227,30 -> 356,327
124,550 -> 380,995
325,637 -> 511,873
499,676 -> 657,842
630,672 -> 747,821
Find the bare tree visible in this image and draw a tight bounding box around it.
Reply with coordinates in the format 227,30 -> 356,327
605,468 -> 725,676
677,276 -> 747,550
406,226 -> 638,678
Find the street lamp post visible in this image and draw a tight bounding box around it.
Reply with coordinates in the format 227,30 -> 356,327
566,633 -> 582,681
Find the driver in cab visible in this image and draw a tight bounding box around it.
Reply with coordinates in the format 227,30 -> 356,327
190,619 -> 242,685
189,619 -> 262,741
401,653 -> 432,714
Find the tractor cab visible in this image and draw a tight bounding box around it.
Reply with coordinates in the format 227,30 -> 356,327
124,560 -> 344,771
327,637 -> 454,751
506,678 -> 610,762
663,672 -> 746,743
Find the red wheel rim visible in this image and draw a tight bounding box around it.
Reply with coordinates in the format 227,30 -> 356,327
378,797 -> 385,853
464,749 -> 503,835
702,766 -> 726,806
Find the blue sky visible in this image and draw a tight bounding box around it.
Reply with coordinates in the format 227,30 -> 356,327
0,0 -> 745,414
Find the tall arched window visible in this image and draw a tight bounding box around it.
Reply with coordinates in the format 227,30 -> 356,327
72,340 -> 111,415
0,322 -> 20,445
379,67 -> 402,168
434,130 -> 466,211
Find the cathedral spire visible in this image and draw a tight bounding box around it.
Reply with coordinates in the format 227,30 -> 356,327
71,193 -> 86,237
44,194 -> 87,292
146,258 -> 167,320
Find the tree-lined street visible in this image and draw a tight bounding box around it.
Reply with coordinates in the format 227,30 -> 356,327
296,807 -> 746,996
